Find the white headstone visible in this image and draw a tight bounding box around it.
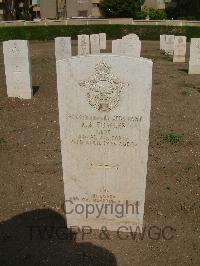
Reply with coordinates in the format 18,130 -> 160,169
56,55 -> 153,231
112,39 -> 141,58
165,35 -> 175,55
99,33 -> 107,50
112,39 -> 124,55
122,34 -> 139,40
55,37 -> 71,60
160,35 -> 166,50
3,40 -> 32,99
78,34 -> 90,56
90,34 -> 100,54
189,38 -> 200,74
173,36 -> 187,63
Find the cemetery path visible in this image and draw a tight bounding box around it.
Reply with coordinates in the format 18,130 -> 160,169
0,41 -> 199,266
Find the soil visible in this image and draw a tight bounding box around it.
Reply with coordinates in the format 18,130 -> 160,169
0,40 -> 200,266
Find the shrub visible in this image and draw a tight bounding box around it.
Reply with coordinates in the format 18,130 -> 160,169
0,25 -> 200,42
149,8 -> 167,20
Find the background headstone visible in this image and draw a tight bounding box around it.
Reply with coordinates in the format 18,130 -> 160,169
99,33 -> 107,50
90,34 -> 100,54
3,40 -> 32,99
56,55 -> 153,231
122,34 -> 139,40
189,38 -> 200,74
112,39 -> 141,58
160,35 -> 166,51
55,37 -> 71,60
173,36 -> 187,63
78,34 -> 90,56
165,35 -> 175,55
112,39 -> 123,55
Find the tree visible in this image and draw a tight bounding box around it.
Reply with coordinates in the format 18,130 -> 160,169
167,0 -> 200,20
99,0 -> 145,18
4,0 -> 16,20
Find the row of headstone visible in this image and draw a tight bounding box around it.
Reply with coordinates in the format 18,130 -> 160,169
112,34 -> 141,58
78,33 -> 107,56
160,34 -> 186,62
160,34 -> 200,74
55,33 -> 107,60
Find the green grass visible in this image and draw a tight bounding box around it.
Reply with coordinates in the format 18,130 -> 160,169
162,132 -> 183,144
0,25 -> 200,42
0,138 -> 6,144
181,88 -> 192,96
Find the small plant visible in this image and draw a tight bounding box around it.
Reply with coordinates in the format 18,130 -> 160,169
162,133 -> 183,144
185,166 -> 193,172
181,88 -> 192,96
0,138 -> 6,144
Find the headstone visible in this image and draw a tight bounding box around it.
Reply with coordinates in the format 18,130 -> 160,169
122,34 -> 139,40
160,35 -> 166,51
3,40 -> 32,99
90,34 -> 100,54
56,54 -> 153,231
55,37 -> 71,60
99,33 -> 107,50
189,38 -> 200,74
112,39 -> 124,55
112,39 -> 141,58
165,35 -> 175,55
173,36 -> 187,63
78,34 -> 90,56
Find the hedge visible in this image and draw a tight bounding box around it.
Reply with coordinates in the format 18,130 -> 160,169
0,25 -> 200,42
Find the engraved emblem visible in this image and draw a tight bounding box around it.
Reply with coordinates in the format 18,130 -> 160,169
79,61 -> 127,112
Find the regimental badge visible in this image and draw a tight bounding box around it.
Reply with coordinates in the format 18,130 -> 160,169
79,61 -> 128,112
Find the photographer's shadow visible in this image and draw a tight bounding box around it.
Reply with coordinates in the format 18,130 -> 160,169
0,209 -> 117,266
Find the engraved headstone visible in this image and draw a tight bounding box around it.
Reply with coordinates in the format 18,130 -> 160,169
99,33 -> 107,50
112,39 -> 141,58
78,34 -> 90,56
3,40 -> 32,99
160,35 -> 166,51
90,34 -> 100,54
55,37 -> 71,60
189,38 -> 200,74
173,36 -> 187,63
165,35 -> 175,55
56,55 -> 153,231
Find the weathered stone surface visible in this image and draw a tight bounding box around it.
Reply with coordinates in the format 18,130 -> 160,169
165,35 -> 175,55
3,40 -> 32,99
173,36 -> 187,63
122,34 -> 139,40
55,37 -> 71,60
78,34 -> 90,56
189,38 -> 200,74
56,55 -> 153,231
90,34 -> 100,54
112,39 -> 141,58
99,33 -> 107,50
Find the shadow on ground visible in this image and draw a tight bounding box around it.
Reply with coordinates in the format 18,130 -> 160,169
0,209 -> 117,266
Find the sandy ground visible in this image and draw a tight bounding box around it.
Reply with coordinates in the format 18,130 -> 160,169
0,40 -> 200,266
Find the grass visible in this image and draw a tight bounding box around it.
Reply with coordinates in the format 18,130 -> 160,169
0,138 -> 6,144
181,88 -> 192,96
162,132 -> 183,144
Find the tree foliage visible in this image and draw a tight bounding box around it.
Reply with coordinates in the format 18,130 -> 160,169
167,0 -> 200,20
99,0 -> 145,18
